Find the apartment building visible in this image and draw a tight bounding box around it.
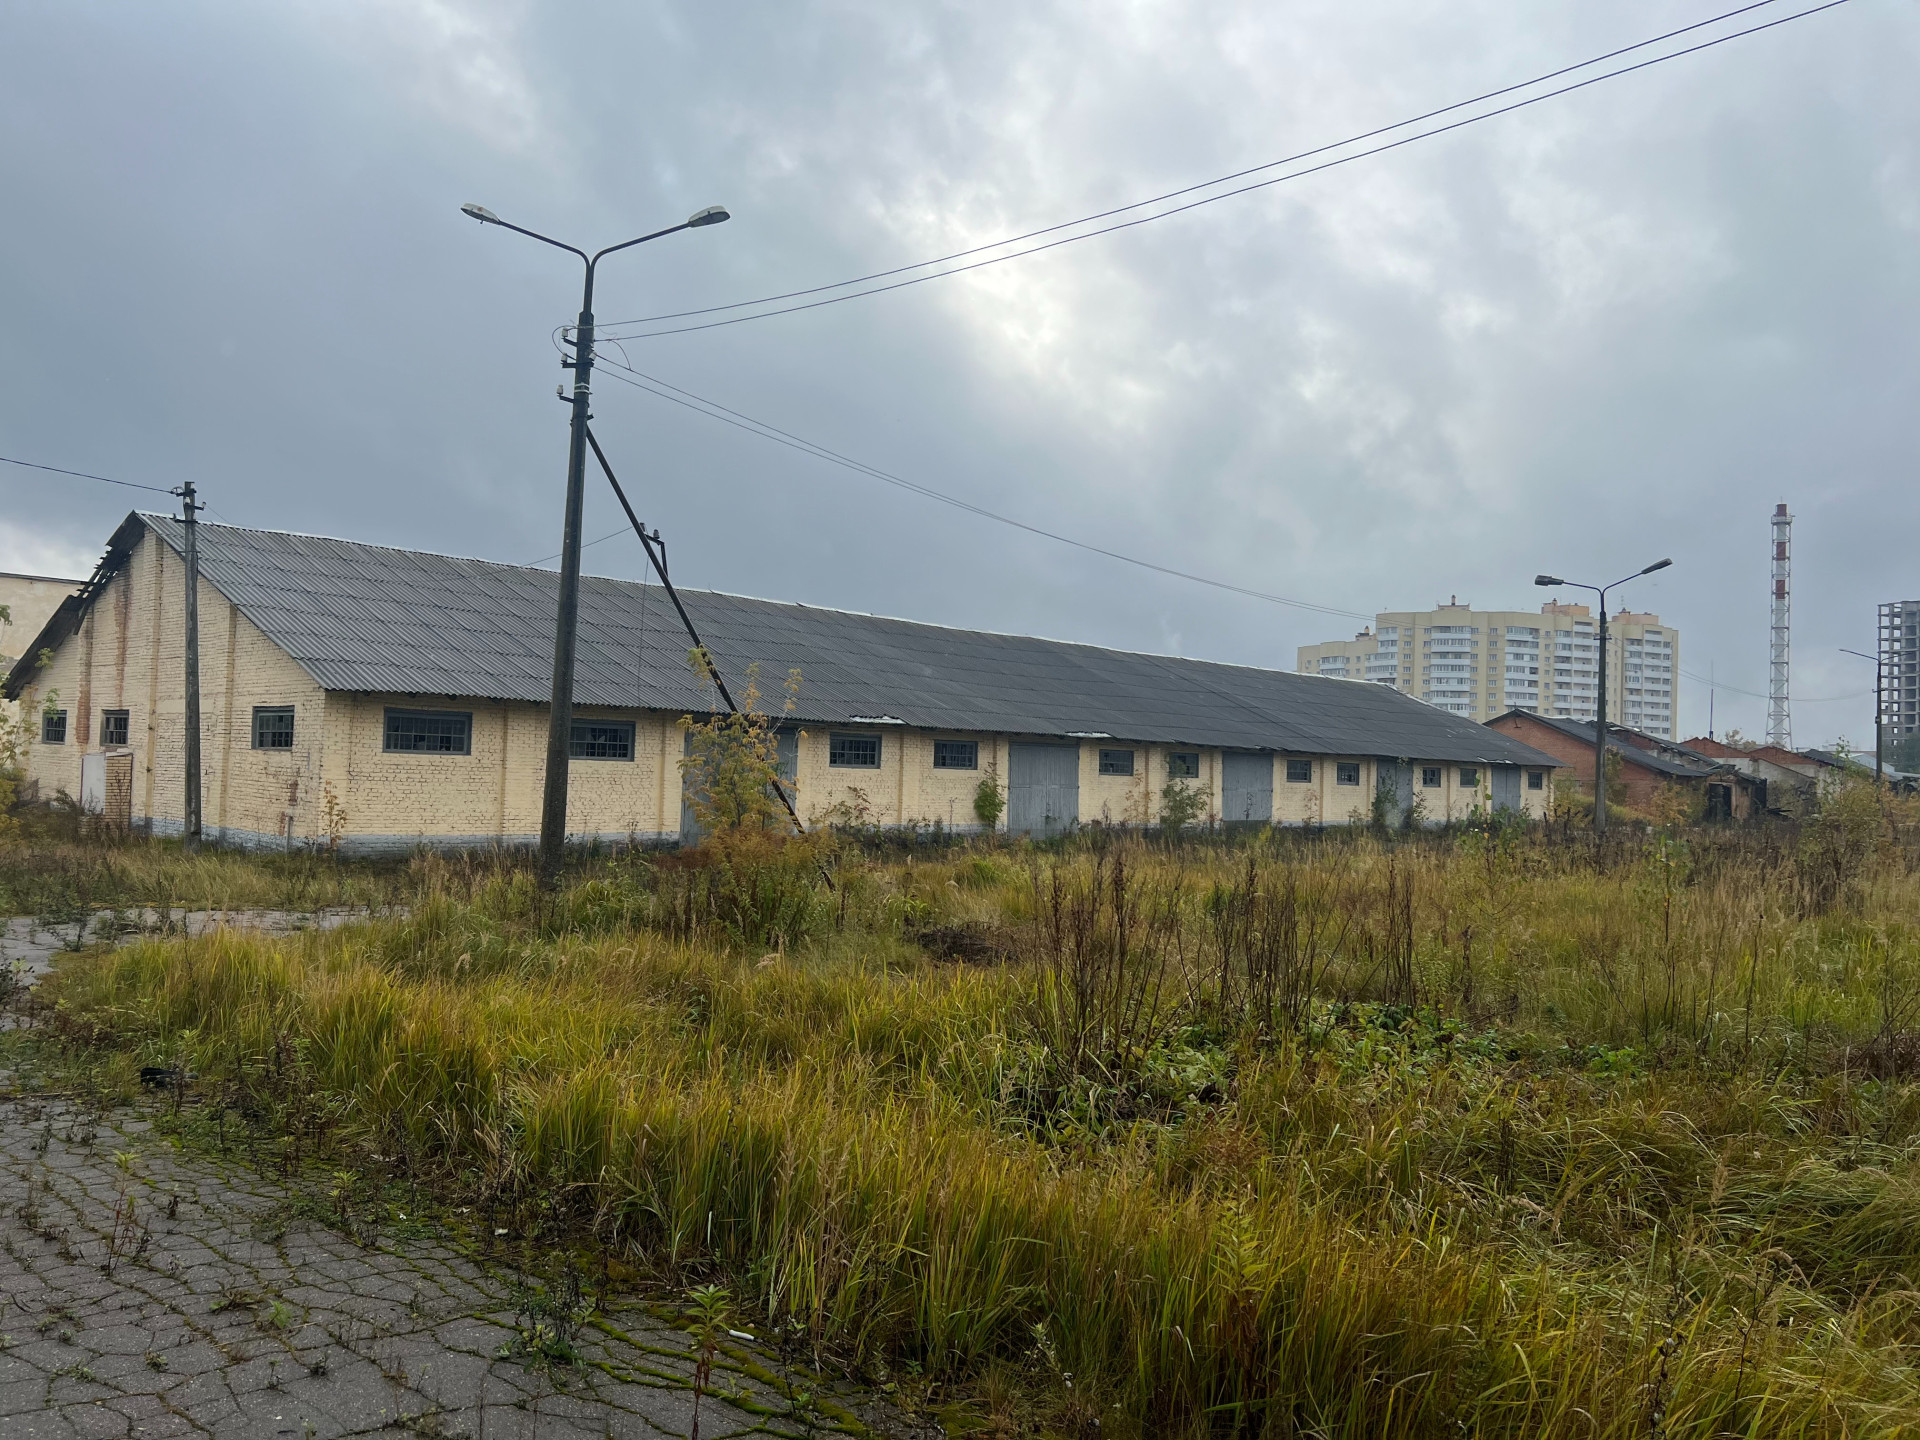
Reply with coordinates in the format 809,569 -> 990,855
1298,598 -> 1680,738
1883,601 -> 1919,748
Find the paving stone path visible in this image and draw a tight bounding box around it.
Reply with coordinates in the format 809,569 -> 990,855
0,918 -> 922,1440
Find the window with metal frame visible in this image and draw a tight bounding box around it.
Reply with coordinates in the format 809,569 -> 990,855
1527,770 -> 1545,790
1336,761 -> 1361,786
41,710 -> 67,744
1458,767 -> 1480,788
1421,766 -> 1442,788
1167,751 -> 1200,779
251,706 -> 295,750
1098,748 -> 1135,777
100,710 -> 130,747
1285,758 -> 1312,783
830,732 -> 881,768
932,740 -> 978,770
571,719 -> 634,760
383,708 -> 472,755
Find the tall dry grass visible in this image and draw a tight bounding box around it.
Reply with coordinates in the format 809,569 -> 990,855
40,817 -> 1920,1436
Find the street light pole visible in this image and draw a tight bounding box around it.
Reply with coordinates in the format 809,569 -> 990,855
462,201 -> 729,886
1839,648 -> 1884,788
1535,559 -> 1672,833
176,481 -> 204,848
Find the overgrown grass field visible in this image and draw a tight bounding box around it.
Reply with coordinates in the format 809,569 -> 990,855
21,802 -> 1920,1437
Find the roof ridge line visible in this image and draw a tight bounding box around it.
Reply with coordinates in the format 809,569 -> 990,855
138,512 -> 1353,684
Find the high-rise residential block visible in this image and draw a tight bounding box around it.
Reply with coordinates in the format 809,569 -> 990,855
1298,597 -> 1680,737
1882,600 -> 1919,744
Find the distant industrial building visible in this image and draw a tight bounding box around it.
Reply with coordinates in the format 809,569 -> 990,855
0,570 -> 83,671
4,514 -> 1563,851
1489,712 -> 1759,821
1298,599 -> 1679,737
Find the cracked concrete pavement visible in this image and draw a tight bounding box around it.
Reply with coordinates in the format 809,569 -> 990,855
0,1091 -> 900,1439
0,915 -> 923,1440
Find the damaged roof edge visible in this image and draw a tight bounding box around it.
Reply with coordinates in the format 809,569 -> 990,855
1,511 -> 149,700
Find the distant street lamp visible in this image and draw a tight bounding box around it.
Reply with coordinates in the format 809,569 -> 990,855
1534,558 -> 1673,833
463,201 -> 730,885
1839,647 -> 1884,788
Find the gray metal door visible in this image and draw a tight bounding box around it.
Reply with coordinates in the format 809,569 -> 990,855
1378,760 -> 1413,826
1007,743 -> 1079,837
79,752 -> 106,815
1491,764 -> 1523,813
1221,752 -> 1273,824
681,726 -> 798,843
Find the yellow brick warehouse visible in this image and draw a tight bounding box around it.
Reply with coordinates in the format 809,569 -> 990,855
5,515 -> 1563,852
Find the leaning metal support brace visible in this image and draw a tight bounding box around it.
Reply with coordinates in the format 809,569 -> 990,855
584,424 -> 804,835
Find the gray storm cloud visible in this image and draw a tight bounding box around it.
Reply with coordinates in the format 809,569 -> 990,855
1,0 -> 1913,742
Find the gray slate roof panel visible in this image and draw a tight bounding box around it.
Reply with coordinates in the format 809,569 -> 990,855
106,515 -> 1557,767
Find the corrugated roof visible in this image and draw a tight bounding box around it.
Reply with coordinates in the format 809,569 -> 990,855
1504,712 -> 1724,778
12,514 -> 1563,767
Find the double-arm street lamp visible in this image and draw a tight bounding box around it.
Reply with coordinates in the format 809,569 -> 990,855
462,201 -> 730,884
1838,648 -> 1885,787
1534,558 -> 1673,833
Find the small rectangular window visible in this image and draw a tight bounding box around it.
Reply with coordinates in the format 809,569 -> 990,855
41,709 -> 67,744
384,708 -> 472,755
100,709 -> 130,747
1285,758 -> 1312,783
1421,766 -> 1441,788
570,719 -> 634,760
251,706 -> 295,750
933,740 -> 978,770
1458,767 -> 1480,788
1098,748 -> 1135,777
1167,751 -> 1200,779
830,733 -> 881,768
1336,761 -> 1360,786
1527,770 -> 1545,791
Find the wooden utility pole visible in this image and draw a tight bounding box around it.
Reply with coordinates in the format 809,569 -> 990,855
179,481 -> 203,846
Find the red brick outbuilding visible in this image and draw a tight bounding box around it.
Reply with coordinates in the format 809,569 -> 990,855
1487,711 -> 1759,819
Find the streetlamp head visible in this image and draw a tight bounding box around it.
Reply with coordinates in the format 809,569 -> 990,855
1534,575 -> 1563,587
686,205 -> 730,228
1641,558 -> 1673,574
461,203 -> 501,224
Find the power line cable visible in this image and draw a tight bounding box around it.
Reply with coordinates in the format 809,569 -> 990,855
587,353 -> 1374,620
0,454 -> 174,496
602,0 -> 1789,331
598,0 -> 1852,341
1680,667 -> 1868,703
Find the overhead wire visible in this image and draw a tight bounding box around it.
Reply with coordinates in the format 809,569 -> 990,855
0,454 -> 175,496
1680,667 -> 1869,703
600,0 -> 1787,330
588,353 -> 1375,620
596,0 -> 1853,341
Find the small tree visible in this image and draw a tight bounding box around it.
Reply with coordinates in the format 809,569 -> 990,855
1159,777 -> 1207,835
1600,748 -> 1627,809
0,690 -> 24,844
972,762 -> 1005,831
679,654 -> 801,844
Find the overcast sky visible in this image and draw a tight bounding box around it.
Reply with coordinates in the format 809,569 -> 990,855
1,0 -> 1914,746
